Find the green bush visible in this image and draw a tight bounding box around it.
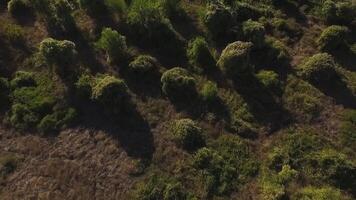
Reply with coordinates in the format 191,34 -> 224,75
200,81 -> 218,103
78,0 -> 107,16
321,0 -> 356,25
10,71 -> 36,89
8,103 -> 39,130
75,73 -> 94,99
217,41 -> 253,77
171,118 -> 205,151
1,23 -> 24,44
39,38 -> 77,74
317,25 -> 348,52
298,53 -> 337,83
161,67 -> 197,100
37,107 -> 76,134
242,19 -> 265,49
7,0 -> 30,17
263,37 -> 291,67
256,70 -> 280,92
128,55 -> 157,75
234,2 -> 266,22
91,75 -> 128,113
203,1 -> 233,39
340,110 -> 356,149
291,186 -> 349,200
187,37 -> 215,70
192,135 -> 258,195
96,27 -> 127,64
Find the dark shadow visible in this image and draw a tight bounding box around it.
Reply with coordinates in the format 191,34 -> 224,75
331,45 -> 356,72
169,9 -> 204,41
13,9 -> 36,26
311,75 -> 356,109
75,98 -> 155,160
273,1 -> 307,24
232,74 -> 292,134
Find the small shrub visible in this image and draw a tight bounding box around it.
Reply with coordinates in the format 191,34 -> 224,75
200,81 -> 218,103
7,103 -> 39,130
340,110 -> 356,149
37,107 -> 76,134
242,19 -> 265,49
291,186 -> 348,200
91,75 -> 128,113
317,25 -> 348,52
263,37 -> 291,67
161,67 -> 197,100
10,71 -> 36,89
187,37 -> 215,70
1,23 -> 24,44
7,0 -> 30,17
298,53 -> 337,83
39,38 -> 77,75
171,118 -> 205,151
128,55 -> 157,75
96,27 -> 127,64
75,73 -> 94,99
204,1 -> 234,39
256,70 -> 280,92
217,41 -> 253,77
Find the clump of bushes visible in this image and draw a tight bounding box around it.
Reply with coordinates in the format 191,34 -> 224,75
10,71 -> 36,88
298,53 -> 337,83
321,0 -> 356,25
1,23 -> 24,44
200,81 -> 218,103
217,41 -> 253,77
256,70 -> 280,92
340,109 -> 356,150
161,67 -> 197,101
242,19 -> 265,49
263,37 -> 291,67
187,37 -> 215,70
7,0 -> 30,17
96,27 -> 128,64
192,135 -> 258,195
317,25 -> 348,52
170,118 -> 205,151
203,1 -> 234,39
39,38 -> 77,76
128,55 -> 157,76
291,186 -> 349,200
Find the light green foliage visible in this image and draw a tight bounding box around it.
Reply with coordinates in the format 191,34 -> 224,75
230,103 -> 258,136
204,1 -> 233,38
161,67 -> 197,100
291,186 -> 349,200
187,37 -> 215,70
298,53 -> 337,83
317,25 -> 348,52
96,27 -> 127,64
91,75 -> 128,110
39,38 -> 77,74
200,81 -> 218,103
217,41 -> 253,77
171,118 -> 205,151
128,55 -> 157,75
192,135 -> 258,195
242,19 -> 265,49
7,0 -> 30,17
256,70 -> 280,91
133,175 -> 189,200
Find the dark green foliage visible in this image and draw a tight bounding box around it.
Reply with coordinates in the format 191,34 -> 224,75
0,154 -> 20,181
204,1 -> 234,39
39,38 -> 77,76
256,70 -> 280,92
317,25 -> 348,52
91,75 -> 128,113
298,53 -> 337,83
200,81 -> 218,103
128,55 -> 157,75
171,118 -> 205,151
7,0 -> 30,17
242,19 -> 265,49
192,135 -> 258,195
321,0 -> 356,25
96,27 -> 127,64
37,107 -> 76,134
133,175 -> 189,200
187,37 -> 215,70
161,67 -> 197,100
1,23 -> 24,44
262,37 -> 291,67
10,71 -> 36,89
78,0 -> 107,16
217,41 -> 253,77
233,1 -> 267,22
340,110 -> 356,150
75,73 -> 94,99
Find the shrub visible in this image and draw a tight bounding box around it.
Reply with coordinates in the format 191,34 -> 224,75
203,1 -> 234,39
234,2 -> 266,22
256,70 -> 280,92
242,20 -> 265,49
91,75 -> 128,113
217,41 -> 253,77
321,0 -> 356,25
8,103 -> 39,130
128,55 -> 157,75
200,81 -> 218,103
10,71 -> 36,89
187,37 -> 215,70
340,110 -> 356,150
39,38 -> 77,74
96,27 -> 127,64
161,67 -> 197,100
75,73 -> 94,99
37,107 -> 76,134
317,25 -> 348,52
298,53 -> 337,83
171,118 -> 205,151
2,23 -> 24,44
263,37 -> 291,67
7,0 -> 30,17
291,186 -> 348,200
